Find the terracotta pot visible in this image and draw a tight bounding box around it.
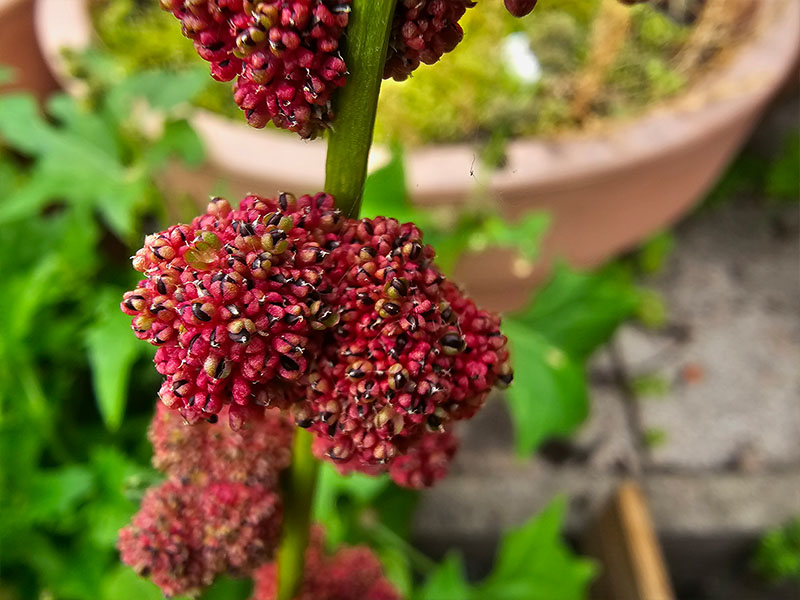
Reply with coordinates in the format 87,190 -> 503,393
35,0 -> 800,311
0,0 -> 58,100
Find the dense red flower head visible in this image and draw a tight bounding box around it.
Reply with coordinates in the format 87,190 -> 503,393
161,0 -> 350,138
384,0 -> 476,81
121,193 -> 343,427
149,402 -> 293,486
300,216 -> 512,477
388,429 -> 458,489
119,480 -> 282,597
252,528 -> 400,600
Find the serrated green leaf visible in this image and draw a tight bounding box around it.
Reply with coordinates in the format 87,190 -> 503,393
0,94 -> 59,154
46,93 -> 121,159
511,265 -> 639,361
502,319 -> 588,455
102,566 -> 164,600
477,499 -> 596,600
28,466 -> 94,524
415,553 -> 472,600
145,118 -> 206,168
86,289 -> 144,431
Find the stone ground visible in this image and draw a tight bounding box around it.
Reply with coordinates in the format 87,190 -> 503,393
412,103 -> 799,598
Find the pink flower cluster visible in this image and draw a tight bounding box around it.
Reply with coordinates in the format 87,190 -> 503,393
384,0 -> 476,81
162,1 -> 478,133
122,194 -> 512,488
161,0 -> 350,138
122,193 -> 342,429
118,479 -> 281,597
252,528 -> 400,600
302,216 -> 511,484
120,404 -> 292,596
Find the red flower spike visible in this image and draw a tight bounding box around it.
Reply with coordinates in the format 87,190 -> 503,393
161,0 -> 351,138
119,480 -> 282,598
251,528 -> 401,600
302,216 -> 512,478
384,0 -> 476,81
149,402 -> 293,487
121,193 -> 343,426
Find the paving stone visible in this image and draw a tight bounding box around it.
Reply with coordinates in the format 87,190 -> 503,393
616,203 -> 800,471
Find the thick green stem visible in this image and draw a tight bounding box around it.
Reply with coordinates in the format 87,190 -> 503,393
276,3 -> 396,599
324,0 -> 397,216
276,428 -> 319,600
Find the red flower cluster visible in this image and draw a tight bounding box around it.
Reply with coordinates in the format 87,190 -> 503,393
121,403 -> 293,596
384,0 -> 476,81
119,479 -> 281,597
122,193 -> 342,428
161,0 -> 350,138
123,195 -> 511,487
303,217 -> 510,485
149,402 -> 293,487
252,529 -> 400,600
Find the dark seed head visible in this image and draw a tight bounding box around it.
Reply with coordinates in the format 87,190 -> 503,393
191,302 -> 212,322
279,354 -> 300,372
440,332 -> 466,355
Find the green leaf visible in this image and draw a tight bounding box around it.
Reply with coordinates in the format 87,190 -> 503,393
0,94 -> 60,154
28,466 -> 94,524
102,566 -> 164,600
502,319 -> 588,455
511,265 -> 639,361
415,554 -> 473,600
469,213 -> 550,262
361,146 -> 419,223
145,118 -> 206,168
85,289 -> 144,431
477,499 -> 596,600
200,575 -> 254,600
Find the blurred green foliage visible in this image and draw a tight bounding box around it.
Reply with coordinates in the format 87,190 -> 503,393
752,518 -> 800,586
415,499 -> 595,600
0,65 -> 204,599
705,130 -> 800,207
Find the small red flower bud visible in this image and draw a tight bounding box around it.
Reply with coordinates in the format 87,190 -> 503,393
504,0 -> 537,18
384,0 -> 476,81
251,528 -> 400,600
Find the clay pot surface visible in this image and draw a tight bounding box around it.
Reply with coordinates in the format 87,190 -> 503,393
0,0 -> 58,100
35,0 -> 800,311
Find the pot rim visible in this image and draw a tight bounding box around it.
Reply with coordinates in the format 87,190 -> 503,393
34,0 -> 799,195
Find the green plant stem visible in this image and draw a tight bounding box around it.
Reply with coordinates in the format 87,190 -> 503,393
276,3 -> 396,599
276,428 -> 319,600
324,0 -> 397,216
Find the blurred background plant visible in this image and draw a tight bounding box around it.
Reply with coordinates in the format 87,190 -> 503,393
752,517 -> 800,587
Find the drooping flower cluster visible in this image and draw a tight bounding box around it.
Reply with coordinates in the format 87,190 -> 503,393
149,402 -> 293,487
123,196 -> 511,488
252,528 -> 400,600
301,216 -> 511,485
120,404 -> 292,596
122,193 -> 342,428
161,0 -> 350,137
384,0 -> 476,81
119,479 -> 282,597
